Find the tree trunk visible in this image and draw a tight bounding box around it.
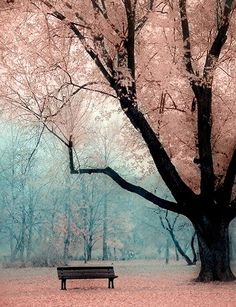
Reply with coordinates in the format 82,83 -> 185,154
63,204 -> 71,265
83,238 -> 87,263
19,206 -> 26,263
87,244 -> 92,261
102,199 -> 108,260
165,237 -> 170,264
193,215 -> 235,281
9,228 -> 15,262
175,247 -> 179,261
26,206 -> 34,261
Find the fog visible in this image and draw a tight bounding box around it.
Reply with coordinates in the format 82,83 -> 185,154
0,121 -> 236,268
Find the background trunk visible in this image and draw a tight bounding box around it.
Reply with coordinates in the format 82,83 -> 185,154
102,198 -> 108,260
87,243 -> 92,261
168,228 -> 194,265
165,237 -> 170,264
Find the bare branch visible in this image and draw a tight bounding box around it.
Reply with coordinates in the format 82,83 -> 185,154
79,166 -> 182,213
23,125 -> 45,174
40,1 -> 114,85
90,0 -> 123,37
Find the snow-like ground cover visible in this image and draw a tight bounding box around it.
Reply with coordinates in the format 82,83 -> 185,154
0,260 -> 236,307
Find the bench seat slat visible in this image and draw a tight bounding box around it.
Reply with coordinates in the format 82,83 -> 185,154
58,273 -> 117,278
59,276 -> 117,280
58,271 -> 115,275
57,266 -> 114,270
59,270 -> 114,274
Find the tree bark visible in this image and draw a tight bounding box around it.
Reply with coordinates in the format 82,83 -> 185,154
193,215 -> 235,281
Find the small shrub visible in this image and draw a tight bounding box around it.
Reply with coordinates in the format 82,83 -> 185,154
31,246 -> 64,267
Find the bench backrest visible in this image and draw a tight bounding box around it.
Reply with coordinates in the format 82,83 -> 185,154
57,266 -> 116,279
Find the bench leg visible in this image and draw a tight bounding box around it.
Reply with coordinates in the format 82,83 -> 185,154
61,279 -> 67,290
108,278 -> 114,289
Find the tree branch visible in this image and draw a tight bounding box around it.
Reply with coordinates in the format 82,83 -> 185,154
23,125 -> 45,174
178,0 -> 234,201
69,22 -> 114,86
79,166 -> 183,213
40,1 -> 115,86
178,0 -> 195,77
68,139 -> 182,213
135,0 -> 155,33
192,1 -> 234,199
90,0 -> 123,37
124,0 -> 136,79
117,94 -> 197,204
203,0 -> 235,84
222,148 -> 236,204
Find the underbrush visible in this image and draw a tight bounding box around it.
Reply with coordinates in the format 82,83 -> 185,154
2,246 -> 65,268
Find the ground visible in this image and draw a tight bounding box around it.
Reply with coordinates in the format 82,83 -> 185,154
0,260 -> 236,307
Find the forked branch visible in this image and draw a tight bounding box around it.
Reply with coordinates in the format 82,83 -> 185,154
67,139 -> 182,214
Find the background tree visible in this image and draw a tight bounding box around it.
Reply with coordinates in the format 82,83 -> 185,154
158,210 -> 197,265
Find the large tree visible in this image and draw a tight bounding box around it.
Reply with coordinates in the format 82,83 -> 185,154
4,0 -> 236,281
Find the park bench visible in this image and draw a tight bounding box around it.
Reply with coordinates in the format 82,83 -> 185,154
57,266 -> 118,290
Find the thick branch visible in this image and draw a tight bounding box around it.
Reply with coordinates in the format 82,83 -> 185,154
124,0 -> 136,78
179,0 -> 194,77
117,89 -> 197,205
192,1 -> 234,199
222,149 -> 236,204
79,167 -> 183,214
68,139 -> 184,214
193,85 -> 215,200
69,23 -> 114,86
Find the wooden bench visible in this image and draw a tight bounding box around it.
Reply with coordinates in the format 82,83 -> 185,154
57,266 -> 118,290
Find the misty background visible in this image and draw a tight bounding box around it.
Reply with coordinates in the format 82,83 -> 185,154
0,120 -> 236,267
